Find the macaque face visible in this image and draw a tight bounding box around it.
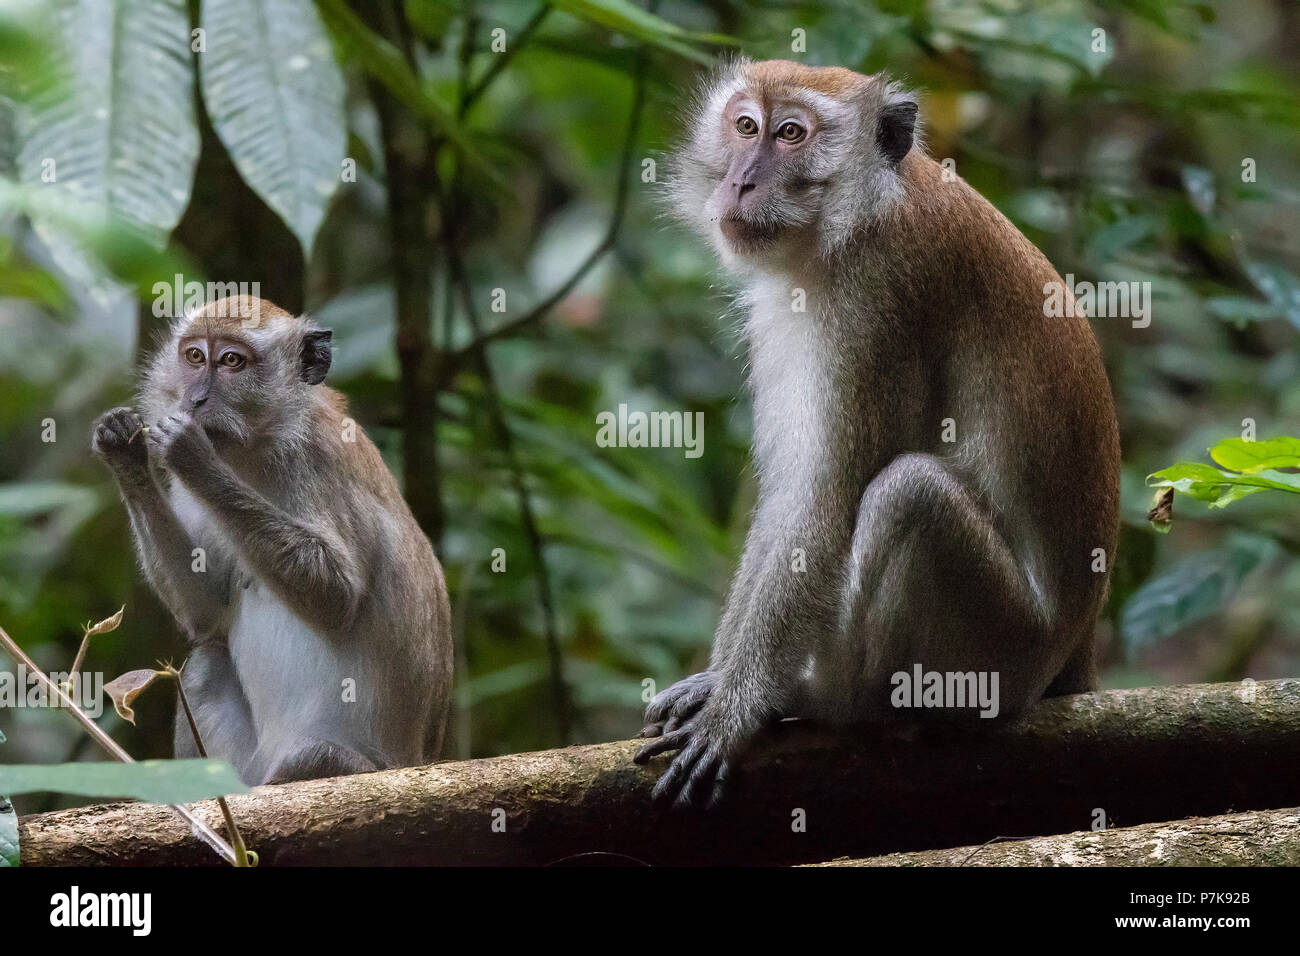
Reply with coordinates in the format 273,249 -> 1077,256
671,61 -> 916,265
710,90 -> 826,256
170,332 -> 261,443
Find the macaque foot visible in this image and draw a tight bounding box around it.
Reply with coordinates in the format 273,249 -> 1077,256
634,705 -> 745,810
640,669 -> 716,737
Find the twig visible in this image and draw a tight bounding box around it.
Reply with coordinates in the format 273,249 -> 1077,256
0,623 -> 238,866
438,16 -> 574,742
436,38 -> 650,742
460,4 -> 553,118
451,49 -> 648,361
167,663 -> 253,867
446,248 -> 571,743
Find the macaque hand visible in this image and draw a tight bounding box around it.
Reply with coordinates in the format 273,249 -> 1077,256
633,695 -> 751,810
149,411 -> 215,479
640,670 -> 717,737
91,407 -> 151,480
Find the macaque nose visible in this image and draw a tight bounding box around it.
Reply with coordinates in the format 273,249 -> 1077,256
187,379 -> 210,408
734,181 -> 757,202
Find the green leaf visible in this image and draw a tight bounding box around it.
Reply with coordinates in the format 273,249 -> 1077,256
0,178 -> 197,299
313,0 -> 487,174
1204,295 -> 1279,326
1242,258 -> 1300,330
1120,534 -> 1278,649
0,480 -> 99,519
1085,214 -> 1159,263
1208,436 -> 1300,474
1148,461 -> 1237,501
1148,457 -> 1300,508
0,760 -> 249,803
550,0 -> 731,64
14,0 -> 199,300
0,796 -> 16,867
201,0 -> 346,257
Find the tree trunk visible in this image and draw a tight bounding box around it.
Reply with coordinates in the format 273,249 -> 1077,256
18,679 -> 1300,866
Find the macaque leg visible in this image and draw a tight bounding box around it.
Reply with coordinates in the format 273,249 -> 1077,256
173,643 -> 259,782
1043,637 -> 1096,697
810,453 -> 1066,722
264,739 -> 379,785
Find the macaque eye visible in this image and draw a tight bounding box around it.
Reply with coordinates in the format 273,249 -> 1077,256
184,347 -> 204,366
735,115 -> 759,136
776,121 -> 806,143
219,351 -> 246,369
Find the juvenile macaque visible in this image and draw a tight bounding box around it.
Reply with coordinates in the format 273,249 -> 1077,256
636,61 -> 1120,807
92,296 -> 452,784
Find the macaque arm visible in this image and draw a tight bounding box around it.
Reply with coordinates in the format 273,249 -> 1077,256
184,462 -> 364,634
712,498 -> 850,722
118,475 -> 231,643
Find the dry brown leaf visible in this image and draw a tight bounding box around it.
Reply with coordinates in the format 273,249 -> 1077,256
103,668 -> 167,724
84,605 -> 125,639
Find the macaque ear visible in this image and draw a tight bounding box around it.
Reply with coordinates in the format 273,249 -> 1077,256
876,100 -> 918,166
300,329 -> 333,385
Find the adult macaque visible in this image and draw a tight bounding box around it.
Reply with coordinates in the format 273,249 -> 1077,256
92,296 -> 452,784
636,61 -> 1120,808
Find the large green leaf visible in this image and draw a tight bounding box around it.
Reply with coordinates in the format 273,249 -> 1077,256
1209,436 -> 1300,474
14,0 -> 198,297
0,177 -> 197,300
0,759 -> 248,804
201,0 -> 346,256
313,0 -> 486,171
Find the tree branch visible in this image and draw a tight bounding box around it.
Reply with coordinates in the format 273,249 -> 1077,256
812,807 -> 1300,866
18,680 -> 1300,866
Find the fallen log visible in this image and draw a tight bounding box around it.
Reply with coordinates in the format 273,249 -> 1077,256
17,678 -> 1300,866
811,808 -> 1300,866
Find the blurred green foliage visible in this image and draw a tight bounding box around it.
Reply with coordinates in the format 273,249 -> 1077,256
0,0 -> 1298,806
